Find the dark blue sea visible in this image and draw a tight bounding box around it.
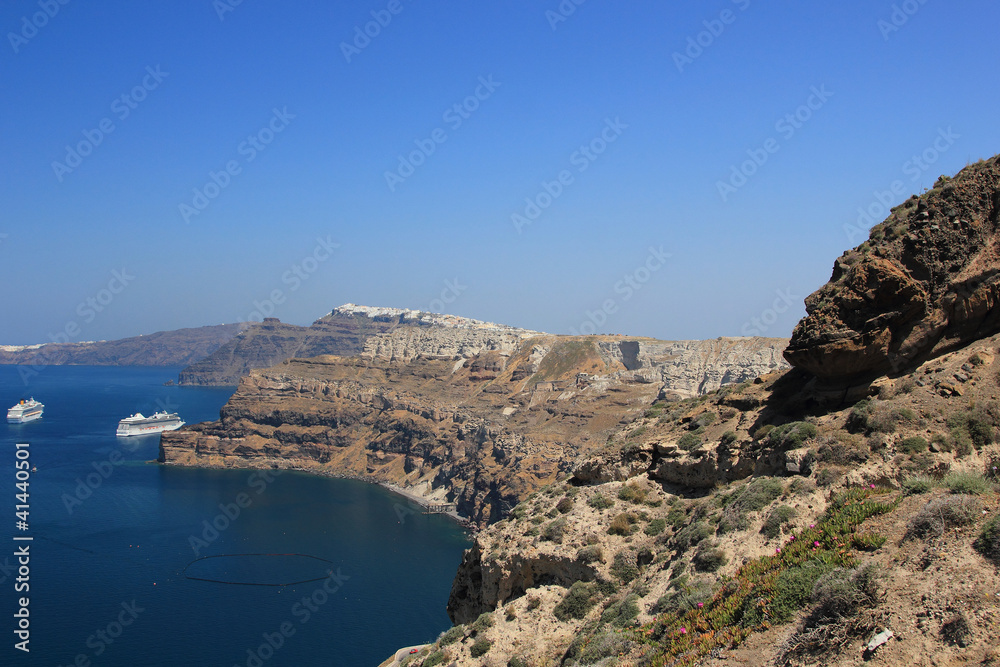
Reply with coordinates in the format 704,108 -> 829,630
0,366 -> 471,667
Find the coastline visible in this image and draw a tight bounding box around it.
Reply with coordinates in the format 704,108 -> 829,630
156,458 -> 475,531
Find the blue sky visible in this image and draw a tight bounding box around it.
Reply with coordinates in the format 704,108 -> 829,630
2,0 -> 998,345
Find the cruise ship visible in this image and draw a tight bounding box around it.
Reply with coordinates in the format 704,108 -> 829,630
116,411 -> 185,437
7,398 -> 44,423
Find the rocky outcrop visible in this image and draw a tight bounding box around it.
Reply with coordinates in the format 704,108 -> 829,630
161,331 -> 789,525
0,323 -> 248,367
178,305 -> 538,386
785,157 -> 1000,381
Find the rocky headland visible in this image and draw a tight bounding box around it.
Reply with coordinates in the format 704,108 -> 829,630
159,329 -> 788,526
0,323 -> 248,367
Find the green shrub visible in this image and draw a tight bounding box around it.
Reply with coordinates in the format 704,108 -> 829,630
974,514 -> 1000,563
600,594 -> 640,627
905,495 -> 980,539
816,467 -> 842,487
766,421 -> 818,449
901,474 -> 935,495
422,651 -> 447,667
695,412 -> 717,428
438,625 -> 465,646
644,518 -> 667,536
720,478 -> 784,533
588,493 -> 614,510
771,561 -> 836,622
553,581 -> 597,621
761,504 -> 797,538
673,521 -> 713,549
569,631 -> 636,664
720,430 -> 738,445
618,483 -> 648,504
754,424 -> 775,440
610,550 -> 640,583
471,612 -> 493,632
644,404 -> 665,419
470,639 -> 491,658
526,596 -> 541,611
608,513 -> 637,536
815,433 -> 870,464
508,657 -> 529,667
942,471 -> 991,495
948,412 -> 996,451
677,432 -> 702,451
810,562 -> 885,622
693,545 -> 727,572
651,578 -> 713,615
898,436 -> 928,453
542,517 -> 568,543
576,545 -> 603,564
556,496 -> 574,514
666,505 -> 687,528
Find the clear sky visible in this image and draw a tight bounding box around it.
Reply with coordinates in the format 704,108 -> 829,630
2,0 -> 998,345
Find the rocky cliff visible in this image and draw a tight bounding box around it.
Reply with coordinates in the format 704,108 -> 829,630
411,158 -> 1000,667
0,323 -> 248,367
178,303 -> 534,385
160,329 -> 788,525
785,157 -> 1000,384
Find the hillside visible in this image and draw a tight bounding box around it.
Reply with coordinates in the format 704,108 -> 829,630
387,157 -> 1000,667
159,329 -> 788,525
0,323 -> 248,367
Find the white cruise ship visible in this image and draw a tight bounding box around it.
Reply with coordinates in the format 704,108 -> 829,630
116,411 -> 184,437
7,398 -> 44,423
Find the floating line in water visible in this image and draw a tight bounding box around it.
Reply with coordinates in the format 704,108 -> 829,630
181,553 -> 335,587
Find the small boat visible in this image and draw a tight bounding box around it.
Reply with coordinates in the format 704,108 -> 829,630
7,398 -> 44,423
116,411 -> 184,437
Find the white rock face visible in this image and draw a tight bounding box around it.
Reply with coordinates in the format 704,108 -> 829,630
333,303 -> 539,333
362,328 -> 534,361
597,337 -> 790,397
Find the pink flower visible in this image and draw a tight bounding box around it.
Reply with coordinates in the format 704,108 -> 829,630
814,541 -> 820,547
679,627 -> 687,634
870,484 -> 876,489
776,547 -> 781,552
789,535 -> 795,541
809,524 -> 815,528
697,602 -> 704,608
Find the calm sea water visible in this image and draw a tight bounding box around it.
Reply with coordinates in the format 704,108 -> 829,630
0,366 -> 470,667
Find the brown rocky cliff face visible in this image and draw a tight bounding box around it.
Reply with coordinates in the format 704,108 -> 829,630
785,156 -> 1000,381
160,333 -> 788,526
